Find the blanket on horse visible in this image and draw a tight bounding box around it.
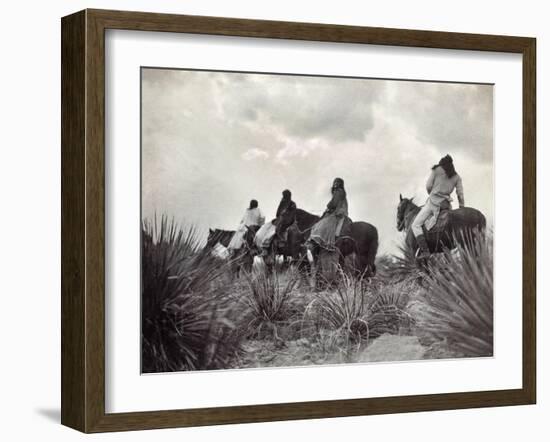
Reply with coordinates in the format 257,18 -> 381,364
254,222 -> 277,249
423,207 -> 450,236
309,214 -> 352,251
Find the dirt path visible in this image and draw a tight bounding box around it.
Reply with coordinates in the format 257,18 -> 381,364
236,333 -> 431,369
356,334 -> 426,362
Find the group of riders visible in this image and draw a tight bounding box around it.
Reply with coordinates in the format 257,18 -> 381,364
225,154 -> 465,261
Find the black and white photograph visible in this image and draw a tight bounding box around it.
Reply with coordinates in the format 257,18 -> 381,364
140,67 -> 493,373
3,0 -> 545,438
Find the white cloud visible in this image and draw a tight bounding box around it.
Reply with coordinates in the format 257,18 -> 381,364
141,69 -> 493,255
242,148 -> 270,161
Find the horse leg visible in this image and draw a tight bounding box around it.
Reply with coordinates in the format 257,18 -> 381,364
263,249 -> 273,275
318,249 -> 338,290
231,258 -> 240,280
308,246 -> 324,292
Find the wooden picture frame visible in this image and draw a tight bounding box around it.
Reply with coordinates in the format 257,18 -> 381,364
61,9 -> 536,433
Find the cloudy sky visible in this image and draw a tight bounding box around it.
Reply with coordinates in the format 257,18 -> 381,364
141,68 -> 493,255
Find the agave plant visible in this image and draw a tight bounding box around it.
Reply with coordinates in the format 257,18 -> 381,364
302,268 -> 414,362
302,270 -> 371,351
376,242 -> 425,284
365,279 -> 415,338
240,267 -> 300,340
417,230 -> 493,357
141,216 -> 242,373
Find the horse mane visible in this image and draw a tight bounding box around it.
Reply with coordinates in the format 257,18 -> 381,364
404,198 -> 419,211
211,228 -> 234,235
402,198 -> 421,221
295,208 -> 320,231
206,228 -> 235,249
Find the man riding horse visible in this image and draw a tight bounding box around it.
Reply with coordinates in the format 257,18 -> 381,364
411,154 -> 465,259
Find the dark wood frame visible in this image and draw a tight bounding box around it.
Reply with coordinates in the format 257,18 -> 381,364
61,9 -> 536,433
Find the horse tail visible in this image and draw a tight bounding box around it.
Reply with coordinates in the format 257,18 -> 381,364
479,211 -> 487,230
365,229 -> 379,276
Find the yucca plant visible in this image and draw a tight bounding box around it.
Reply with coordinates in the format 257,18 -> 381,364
366,279 -> 416,338
416,230 -> 493,357
141,216 -> 242,373
302,268 -> 415,362
376,242 -> 426,284
303,270 -> 370,350
240,268 -> 300,340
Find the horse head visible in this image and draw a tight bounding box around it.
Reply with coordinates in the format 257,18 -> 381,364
205,228 -> 219,249
397,194 -> 415,232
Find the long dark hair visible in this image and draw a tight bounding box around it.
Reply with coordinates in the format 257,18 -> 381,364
331,177 -> 346,197
432,154 -> 457,178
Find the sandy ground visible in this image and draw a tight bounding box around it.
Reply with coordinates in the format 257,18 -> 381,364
236,332 -> 445,370
357,334 -> 426,362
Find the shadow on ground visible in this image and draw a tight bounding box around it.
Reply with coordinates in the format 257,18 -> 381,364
35,408 -> 60,423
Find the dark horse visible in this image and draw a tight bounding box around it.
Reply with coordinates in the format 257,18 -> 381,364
205,227 -> 259,276
206,228 -> 234,250
396,194 -> 486,255
287,209 -> 378,280
255,224 -> 298,273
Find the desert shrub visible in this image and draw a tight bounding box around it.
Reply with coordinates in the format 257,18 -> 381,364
302,269 -> 414,362
415,230 -> 493,357
141,216 -> 243,373
240,267 -> 300,340
311,271 -> 370,341
376,243 -> 425,284
367,279 -> 416,338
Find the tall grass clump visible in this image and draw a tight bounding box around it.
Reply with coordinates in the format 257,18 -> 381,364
240,268 -> 300,340
311,271 -> 370,341
376,242 -> 425,284
367,279 -> 416,338
302,268 -> 413,361
300,271 -> 369,361
417,230 -> 493,357
141,216 -> 242,373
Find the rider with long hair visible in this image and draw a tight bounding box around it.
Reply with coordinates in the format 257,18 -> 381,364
308,177 -> 349,250
412,154 -> 465,259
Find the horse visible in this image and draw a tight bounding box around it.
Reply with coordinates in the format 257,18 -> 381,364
205,226 -> 259,277
205,228 -> 234,250
254,222 -> 298,273
287,208 -> 379,284
396,194 -> 486,256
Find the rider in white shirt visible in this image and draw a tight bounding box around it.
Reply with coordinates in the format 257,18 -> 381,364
412,155 -> 465,259
228,199 -> 265,251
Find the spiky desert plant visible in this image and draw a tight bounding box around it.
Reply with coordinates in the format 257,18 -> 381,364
417,230 -> 493,357
141,216 -> 242,373
376,242 -> 425,284
366,279 -> 416,338
240,267 -> 300,339
303,270 -> 371,348
302,269 -> 414,361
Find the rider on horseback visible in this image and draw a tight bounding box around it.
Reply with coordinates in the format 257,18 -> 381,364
308,177 -> 350,251
274,189 -> 297,244
227,199 -> 265,253
412,154 -> 465,260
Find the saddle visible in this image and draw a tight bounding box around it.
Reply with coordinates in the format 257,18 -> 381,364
336,216 -> 353,238
422,207 -> 451,237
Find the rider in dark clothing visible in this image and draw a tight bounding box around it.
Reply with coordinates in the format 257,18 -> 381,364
274,189 -> 297,241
